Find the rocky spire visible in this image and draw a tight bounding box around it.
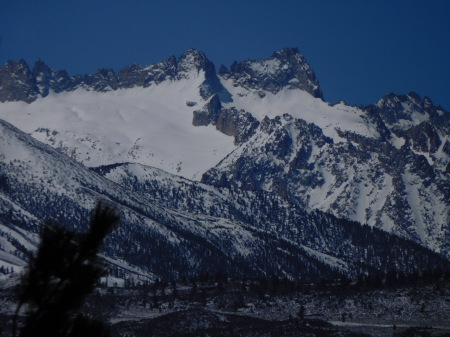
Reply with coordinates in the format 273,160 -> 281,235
0,60 -> 39,103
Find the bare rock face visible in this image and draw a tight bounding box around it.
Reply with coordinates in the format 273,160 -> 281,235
32,59 -> 72,96
84,68 -> 121,92
405,121 -> 441,153
192,95 -> 223,127
193,95 -> 259,144
0,60 -> 39,103
118,56 -> 178,88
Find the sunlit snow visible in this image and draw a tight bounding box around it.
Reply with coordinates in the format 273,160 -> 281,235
0,76 -> 236,180
220,81 -> 380,143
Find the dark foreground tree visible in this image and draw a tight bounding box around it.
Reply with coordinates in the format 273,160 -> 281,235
13,202 -> 120,337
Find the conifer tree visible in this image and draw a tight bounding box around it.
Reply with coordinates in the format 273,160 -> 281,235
13,202 -> 119,337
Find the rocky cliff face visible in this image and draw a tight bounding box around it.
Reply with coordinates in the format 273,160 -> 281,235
0,60 -> 38,103
33,59 -> 76,95
192,95 -> 260,144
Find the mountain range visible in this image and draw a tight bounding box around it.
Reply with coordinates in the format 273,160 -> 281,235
0,47 -> 449,283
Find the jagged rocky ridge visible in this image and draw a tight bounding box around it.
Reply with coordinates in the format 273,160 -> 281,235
0,47 -> 449,278
0,49 -> 231,103
0,48 -> 321,104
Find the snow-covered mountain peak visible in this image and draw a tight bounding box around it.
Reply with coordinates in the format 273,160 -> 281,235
219,47 -> 323,99
177,49 -> 230,101
371,92 -> 450,131
177,49 -> 211,75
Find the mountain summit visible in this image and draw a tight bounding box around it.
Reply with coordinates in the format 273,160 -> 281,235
219,47 -> 323,99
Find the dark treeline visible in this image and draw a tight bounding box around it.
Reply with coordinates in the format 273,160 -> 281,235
110,266 -> 450,303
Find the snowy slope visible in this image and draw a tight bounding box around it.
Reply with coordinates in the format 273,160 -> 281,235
0,118 -> 366,280
0,77 -> 235,180
220,83 -> 380,143
202,110 -> 450,254
2,117 -> 447,281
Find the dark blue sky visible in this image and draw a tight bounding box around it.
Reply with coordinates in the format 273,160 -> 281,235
1,0 -> 449,109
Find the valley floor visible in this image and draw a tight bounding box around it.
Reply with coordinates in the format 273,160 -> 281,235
2,274 -> 450,336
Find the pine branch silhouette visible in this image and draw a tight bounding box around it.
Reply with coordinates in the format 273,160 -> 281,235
13,202 -> 119,337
